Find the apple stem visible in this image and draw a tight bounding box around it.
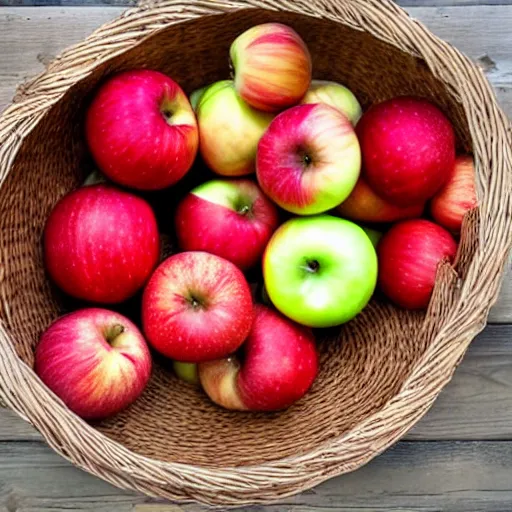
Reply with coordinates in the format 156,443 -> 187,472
106,324 -> 125,345
238,205 -> 251,216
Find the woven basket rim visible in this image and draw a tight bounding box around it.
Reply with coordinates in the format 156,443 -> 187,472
0,0 -> 511,505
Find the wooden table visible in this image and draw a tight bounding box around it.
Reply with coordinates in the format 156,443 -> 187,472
0,2 -> 511,510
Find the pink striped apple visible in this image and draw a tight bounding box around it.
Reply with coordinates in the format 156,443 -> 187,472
257,103 -> 361,215
199,305 -> 318,411
430,155 -> 477,233
194,80 -> 274,176
86,70 -> 198,190
301,80 -> 362,125
175,179 -> 279,270
35,308 -> 152,420
230,23 -> 312,112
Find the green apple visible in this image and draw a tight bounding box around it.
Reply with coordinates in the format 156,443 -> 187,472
263,215 -> 378,327
173,361 -> 200,386
195,80 -> 274,176
300,80 -> 362,125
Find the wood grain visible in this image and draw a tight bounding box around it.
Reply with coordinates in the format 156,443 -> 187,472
2,0 -> 512,6
2,440 -> 512,511
2,325 -> 512,443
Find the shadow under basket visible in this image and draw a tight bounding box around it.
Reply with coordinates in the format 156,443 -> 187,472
0,0 -> 511,506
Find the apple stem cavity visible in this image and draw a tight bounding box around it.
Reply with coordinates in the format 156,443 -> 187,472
297,147 -> 313,169
186,293 -> 206,310
237,204 -> 251,216
304,259 -> 320,274
105,323 -> 125,345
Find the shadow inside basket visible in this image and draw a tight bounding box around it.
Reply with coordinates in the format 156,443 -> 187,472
0,8 -> 473,467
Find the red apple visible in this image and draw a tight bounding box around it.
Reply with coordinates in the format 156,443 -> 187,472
337,177 -> 424,223
430,155 -> 477,233
175,179 -> 279,270
199,305 -> 318,411
35,308 -> 151,420
44,184 -> 160,304
230,23 -> 312,112
358,96 -> 455,206
257,103 -> 361,215
86,70 -> 198,190
378,219 -> 458,309
142,251 -> 253,362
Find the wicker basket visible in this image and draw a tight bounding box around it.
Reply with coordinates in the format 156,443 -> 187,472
0,0 -> 511,506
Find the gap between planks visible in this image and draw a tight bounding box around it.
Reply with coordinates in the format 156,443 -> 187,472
2,440 -> 512,511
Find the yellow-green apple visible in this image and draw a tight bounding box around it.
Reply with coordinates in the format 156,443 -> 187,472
86,70 -> 198,190
44,184 -> 160,304
189,85 -> 208,110
173,361 -> 199,385
378,219 -> 457,309
336,177 -> 424,223
263,215 -> 377,327
257,103 -> 361,215
301,80 -> 362,125
430,155 -> 477,233
35,308 -> 151,420
175,179 -> 279,270
142,251 -> 254,362
199,305 -> 318,411
230,23 -> 312,112
194,80 -> 274,176
358,96 -> 455,206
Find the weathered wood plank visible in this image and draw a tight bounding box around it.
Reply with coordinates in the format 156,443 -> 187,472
1,325 -> 512,442
0,7 -> 511,322
1,0 -> 512,7
3,440 -> 512,511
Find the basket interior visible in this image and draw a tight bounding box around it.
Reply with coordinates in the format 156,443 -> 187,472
0,9 -> 472,467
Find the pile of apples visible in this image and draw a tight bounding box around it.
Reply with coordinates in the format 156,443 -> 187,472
35,23 -> 477,421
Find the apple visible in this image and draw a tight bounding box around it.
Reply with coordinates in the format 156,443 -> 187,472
430,155 -> 477,233
142,251 -> 254,362
336,177 -> 424,223
199,305 -> 318,411
300,79 -> 362,125
194,80 -> 274,176
377,219 -> 458,310
358,96 -> 455,206
189,85 -> 208,110
173,361 -> 199,385
175,179 -> 279,270
230,23 -> 312,112
263,215 -> 378,327
257,103 -> 361,215
35,308 -> 151,420
86,69 -> 198,190
44,184 -> 160,304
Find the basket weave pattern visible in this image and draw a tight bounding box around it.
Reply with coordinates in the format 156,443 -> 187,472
0,0 -> 511,505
